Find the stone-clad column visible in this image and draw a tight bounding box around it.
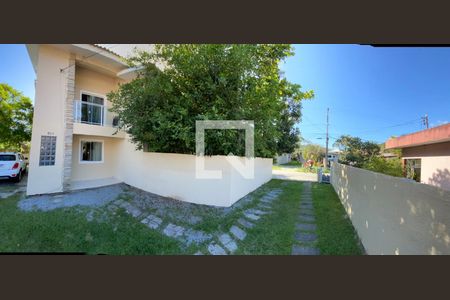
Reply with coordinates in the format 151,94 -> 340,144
62,55 -> 75,191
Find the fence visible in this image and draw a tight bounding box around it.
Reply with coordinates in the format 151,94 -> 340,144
330,162 -> 450,255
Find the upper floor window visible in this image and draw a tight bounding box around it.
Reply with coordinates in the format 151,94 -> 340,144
77,92 -> 105,126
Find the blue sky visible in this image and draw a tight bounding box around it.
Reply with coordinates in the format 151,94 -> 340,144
282,44 -> 450,147
0,44 -> 35,100
1,44 -> 449,147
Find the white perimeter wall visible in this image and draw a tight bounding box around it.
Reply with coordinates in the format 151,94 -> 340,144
331,162 -> 450,255
276,153 -> 291,165
115,136 -> 273,207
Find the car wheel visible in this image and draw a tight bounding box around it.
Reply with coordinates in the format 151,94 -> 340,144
14,171 -> 22,183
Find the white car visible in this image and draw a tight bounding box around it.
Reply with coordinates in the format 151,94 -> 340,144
0,152 -> 27,182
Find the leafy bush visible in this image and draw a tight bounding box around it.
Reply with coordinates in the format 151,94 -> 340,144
363,156 -> 403,177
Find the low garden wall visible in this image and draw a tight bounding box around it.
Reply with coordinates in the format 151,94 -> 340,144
331,162 -> 450,255
276,153 -> 291,165
116,139 -> 273,207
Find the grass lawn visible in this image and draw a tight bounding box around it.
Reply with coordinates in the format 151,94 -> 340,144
235,180 -> 302,254
0,180 -> 362,255
311,183 -> 364,255
0,194 -> 182,254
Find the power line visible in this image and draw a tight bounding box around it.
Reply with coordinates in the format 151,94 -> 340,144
303,117 -> 421,139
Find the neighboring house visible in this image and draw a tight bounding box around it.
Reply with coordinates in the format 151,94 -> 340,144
25,44 -> 272,207
385,123 -> 450,191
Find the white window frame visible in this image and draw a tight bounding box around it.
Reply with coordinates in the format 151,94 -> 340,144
79,139 -> 104,164
79,90 -> 107,126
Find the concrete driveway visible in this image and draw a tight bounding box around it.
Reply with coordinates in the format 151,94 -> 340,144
272,168 -> 318,182
0,174 -> 27,199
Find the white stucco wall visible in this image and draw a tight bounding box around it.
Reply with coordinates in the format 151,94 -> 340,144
27,45 -> 70,195
331,162 -> 450,255
420,156 -> 450,191
71,135 -> 121,182
114,137 -> 273,207
276,153 -> 291,165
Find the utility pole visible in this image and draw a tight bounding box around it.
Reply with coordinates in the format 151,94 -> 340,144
421,114 -> 429,129
325,107 -> 329,169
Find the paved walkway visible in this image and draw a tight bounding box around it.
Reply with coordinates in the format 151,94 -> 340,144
291,182 -> 320,255
0,175 -> 27,199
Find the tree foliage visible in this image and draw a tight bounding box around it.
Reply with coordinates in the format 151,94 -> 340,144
334,134 -> 403,177
334,135 -> 380,167
0,83 -> 33,151
300,144 -> 325,163
362,156 -> 403,177
108,44 -> 313,158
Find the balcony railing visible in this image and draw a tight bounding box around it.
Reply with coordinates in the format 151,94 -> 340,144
74,100 -> 105,126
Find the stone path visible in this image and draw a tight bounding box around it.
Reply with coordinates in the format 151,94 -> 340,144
205,188 -> 282,255
292,182 -> 320,255
106,187 -> 283,255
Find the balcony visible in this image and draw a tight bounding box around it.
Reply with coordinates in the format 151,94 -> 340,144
73,100 -> 125,138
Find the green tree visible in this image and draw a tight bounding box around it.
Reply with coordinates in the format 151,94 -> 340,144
276,80 -> 313,154
301,144 -> 325,163
109,44 -> 313,158
334,135 -> 380,167
0,83 -> 33,151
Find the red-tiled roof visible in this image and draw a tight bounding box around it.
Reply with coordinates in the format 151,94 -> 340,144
385,123 -> 450,149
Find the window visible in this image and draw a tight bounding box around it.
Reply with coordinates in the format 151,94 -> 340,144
405,159 -> 421,182
39,135 -> 56,166
0,155 -> 16,161
80,140 -> 103,163
80,92 -> 105,125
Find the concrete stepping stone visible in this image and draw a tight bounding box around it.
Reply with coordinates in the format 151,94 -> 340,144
292,245 -> 320,255
163,223 -> 185,238
141,214 -> 163,229
208,243 -> 227,255
299,210 -> 315,217
296,223 -> 317,231
257,204 -> 272,210
260,199 -> 273,204
295,232 -> 318,242
247,208 -> 268,216
219,233 -> 238,253
230,225 -> 247,240
244,211 -> 260,221
121,203 -> 142,218
238,218 -> 255,229
299,215 -> 316,223
184,229 -> 213,246
194,251 -> 204,255
300,204 -> 313,209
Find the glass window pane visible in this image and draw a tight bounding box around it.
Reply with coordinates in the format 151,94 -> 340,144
80,141 -> 102,162
39,135 -> 56,166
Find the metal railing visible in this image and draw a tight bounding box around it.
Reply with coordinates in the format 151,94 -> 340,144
74,100 -> 105,126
